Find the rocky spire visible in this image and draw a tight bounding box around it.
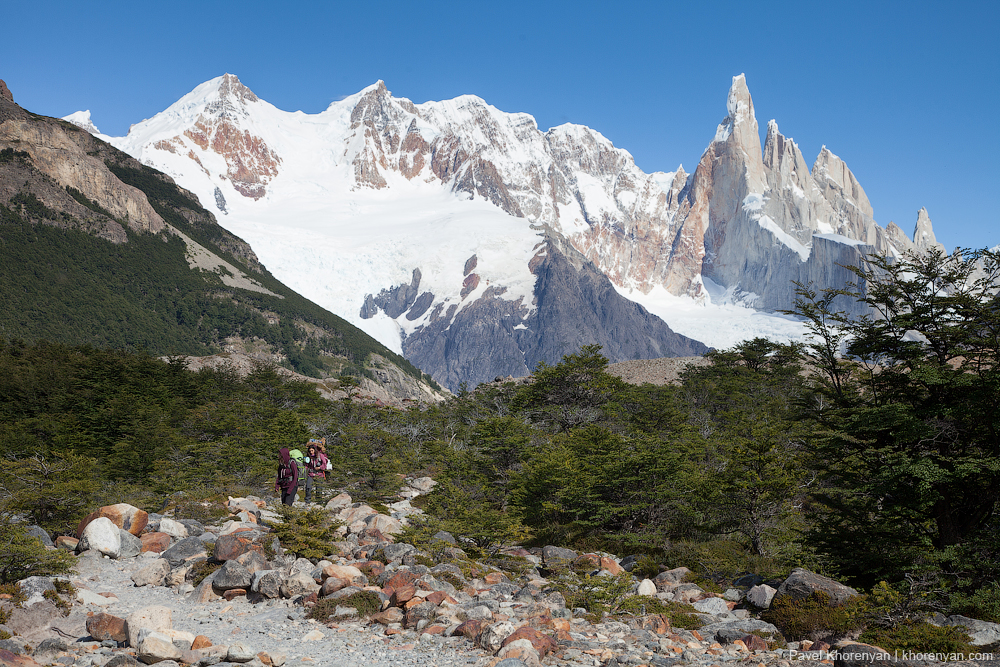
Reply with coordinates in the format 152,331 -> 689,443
913,207 -> 945,252
0,79 -> 12,103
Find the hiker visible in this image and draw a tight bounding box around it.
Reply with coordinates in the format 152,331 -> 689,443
275,447 -> 299,506
303,439 -> 329,504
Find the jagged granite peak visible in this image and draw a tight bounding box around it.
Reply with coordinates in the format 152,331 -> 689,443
0,79 -> 12,103
913,207 -> 945,252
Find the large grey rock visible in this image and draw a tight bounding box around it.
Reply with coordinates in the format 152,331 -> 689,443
132,559 -> 171,587
25,526 -> 53,548
137,630 -> 182,664
747,584 -> 777,608
380,543 -> 416,563
280,571 -> 319,598
79,517 -> 121,557
126,605 -> 172,648
692,597 -> 731,616
213,561 -> 253,591
699,619 -> 781,644
251,570 -> 282,599
945,615 -> 1000,646
160,537 -> 207,568
18,576 -> 56,606
177,520 -> 204,537
158,519 -> 188,540
226,643 -> 255,663
774,568 -> 859,606
541,545 -> 577,569
118,529 -> 142,559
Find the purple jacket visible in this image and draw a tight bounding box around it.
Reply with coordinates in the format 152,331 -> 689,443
275,447 -> 299,492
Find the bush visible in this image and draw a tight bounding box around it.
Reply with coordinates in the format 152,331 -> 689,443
268,507 -> 342,560
762,591 -> 866,642
859,622 -> 975,655
0,523 -> 75,584
550,571 -> 636,616
307,591 -> 383,621
616,596 -> 703,629
950,583 -> 1000,624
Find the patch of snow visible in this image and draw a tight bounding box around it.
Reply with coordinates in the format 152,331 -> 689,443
62,110 -> 101,135
814,232 -> 867,247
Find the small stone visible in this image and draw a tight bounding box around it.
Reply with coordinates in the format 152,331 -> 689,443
191,637 -> 212,651
636,579 -> 656,596
226,643 -> 255,663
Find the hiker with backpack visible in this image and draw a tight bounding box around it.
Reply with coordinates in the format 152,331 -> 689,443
303,439 -> 329,504
275,447 -> 299,506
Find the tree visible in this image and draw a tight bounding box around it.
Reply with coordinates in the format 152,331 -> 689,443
792,248 -> 1000,583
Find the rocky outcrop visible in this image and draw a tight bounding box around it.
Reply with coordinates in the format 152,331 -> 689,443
395,230 -> 707,391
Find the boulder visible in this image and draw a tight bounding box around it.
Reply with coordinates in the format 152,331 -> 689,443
213,533 -> 263,562
17,577 -> 55,606
126,605 -> 173,648
693,596 -> 732,615
280,571 -> 320,598
653,566 -> 691,589
774,568 -> 859,606
479,620 -> 516,654
251,570 -> 282,599
79,517 -> 121,557
500,626 -> 558,658
321,564 -> 364,583
77,504 -> 149,538
132,560 -> 171,588
541,545 -> 577,570
338,504 -> 377,524
496,639 -> 541,667
160,537 -> 206,568
235,550 -> 268,575
157,519 -> 188,541
137,630 -> 181,664
636,579 -> 656,596
118,530 -> 142,560
408,477 -> 436,494
699,619 -> 781,644
54,536 -> 78,551
140,533 -> 171,554
364,513 -> 403,535
177,520 -> 204,537
226,643 -> 255,663
380,543 -> 416,563
325,493 -> 352,512
24,526 -> 53,548
944,615 -> 1000,646
213,561 -> 253,592
86,613 -> 128,642
747,584 -> 777,608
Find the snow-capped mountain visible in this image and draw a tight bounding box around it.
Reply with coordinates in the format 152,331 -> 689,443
68,73 -> 940,389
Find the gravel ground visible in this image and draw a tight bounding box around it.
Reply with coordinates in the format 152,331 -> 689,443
606,356 -> 709,386
69,554 -> 498,667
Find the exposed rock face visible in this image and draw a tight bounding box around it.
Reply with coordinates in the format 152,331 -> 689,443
397,230 -> 706,390
0,79 -> 12,102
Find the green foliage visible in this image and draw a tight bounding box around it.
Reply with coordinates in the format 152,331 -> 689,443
859,622 -> 975,655
762,591 -> 866,642
790,248 -> 1000,585
188,560 -> 221,587
615,596 -> 703,628
549,571 -> 637,616
0,147 -> 30,163
268,506 -> 341,560
307,591 -> 383,620
0,453 -> 100,534
0,523 -> 75,584
42,588 -> 71,615
949,583 -> 1000,624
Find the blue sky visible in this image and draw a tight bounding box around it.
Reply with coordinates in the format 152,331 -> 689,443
4,0 -> 997,249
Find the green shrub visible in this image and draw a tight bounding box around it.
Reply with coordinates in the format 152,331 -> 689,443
0,523 -> 75,585
949,583 -> 1000,624
762,591 -> 866,641
616,596 -> 702,629
550,571 -> 636,616
188,560 -> 221,587
307,591 -> 383,621
42,589 -> 71,615
268,507 -> 342,560
860,622 -> 975,655
0,629 -> 10,640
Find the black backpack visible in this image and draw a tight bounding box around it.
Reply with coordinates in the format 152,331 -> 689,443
277,460 -> 296,488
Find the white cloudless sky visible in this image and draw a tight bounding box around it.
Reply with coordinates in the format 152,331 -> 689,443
3,0 -> 997,249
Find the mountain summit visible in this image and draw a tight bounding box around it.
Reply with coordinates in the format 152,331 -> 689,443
67,73 -> 940,388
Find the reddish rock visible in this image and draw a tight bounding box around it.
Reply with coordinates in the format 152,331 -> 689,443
191,636 -> 212,650
691,630 -> 704,641
55,536 -> 79,551
422,625 -> 445,635
639,614 -> 671,635
358,527 -> 389,545
223,589 -> 247,601
556,629 -> 573,642
572,554 -> 601,571
453,619 -> 484,639
741,634 -> 769,652
371,607 -> 404,625
424,591 -> 447,605
321,577 -> 349,597
140,532 -> 171,553
392,584 -> 417,606
501,626 -> 558,658
77,503 -> 148,538
0,649 -> 43,667
256,653 -> 271,666
86,612 -> 128,642
483,572 -> 508,585
385,571 -> 417,590
213,533 -> 263,562
599,556 -> 623,575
